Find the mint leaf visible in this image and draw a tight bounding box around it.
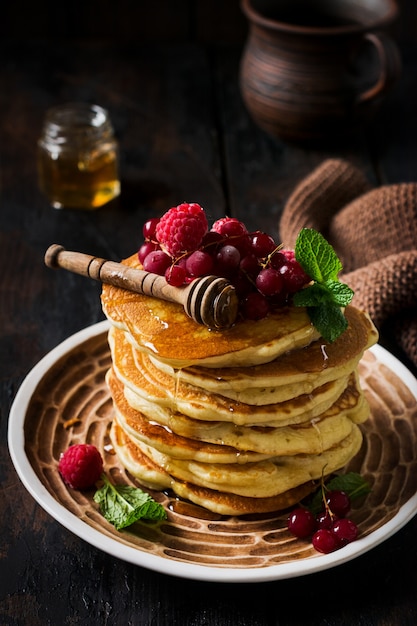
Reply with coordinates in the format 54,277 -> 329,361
295,228 -> 342,282
325,473 -> 372,500
293,282 -> 334,307
308,472 -> 371,515
293,281 -> 353,309
294,228 -> 354,342
308,303 -> 348,343
324,280 -> 354,307
94,475 -> 167,530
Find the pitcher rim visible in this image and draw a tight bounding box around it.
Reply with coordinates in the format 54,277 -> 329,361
240,0 -> 399,36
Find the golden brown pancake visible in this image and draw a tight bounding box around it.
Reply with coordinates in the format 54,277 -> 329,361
109,420 -> 363,514
107,369 -> 270,463
101,254 -> 322,367
125,426 -> 363,498
110,422 -> 320,515
147,306 -> 378,404
108,367 -> 367,457
109,326 -> 351,426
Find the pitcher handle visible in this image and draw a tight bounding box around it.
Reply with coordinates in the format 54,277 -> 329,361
358,33 -> 402,104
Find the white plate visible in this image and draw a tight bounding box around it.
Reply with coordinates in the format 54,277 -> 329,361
8,321 -> 417,583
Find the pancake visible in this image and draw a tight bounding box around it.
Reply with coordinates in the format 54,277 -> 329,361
147,306 -> 378,404
107,369 -> 270,463
109,419 -> 363,509
127,426 -> 363,499
125,377 -> 352,429
138,344 -> 348,407
109,366 -> 367,457
110,421 -> 318,515
101,253 -> 321,368
109,325 -> 351,426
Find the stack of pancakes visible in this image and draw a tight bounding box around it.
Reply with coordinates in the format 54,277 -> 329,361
101,254 -> 378,516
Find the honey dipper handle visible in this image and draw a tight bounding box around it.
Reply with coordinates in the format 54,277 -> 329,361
44,244 -> 238,329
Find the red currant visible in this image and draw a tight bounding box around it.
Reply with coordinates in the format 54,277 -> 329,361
239,254 -> 260,277
137,209 -> 311,315
280,260 -> 311,294
331,518 -> 358,546
143,250 -> 172,275
201,231 -> 223,251
241,291 -> 270,320
215,245 -> 241,276
312,528 -> 339,554
326,490 -> 351,518
165,264 -> 186,286
316,510 -> 338,530
138,241 -> 160,264
185,250 -> 214,277
232,234 -> 253,257
255,268 -> 285,297
250,231 -> 276,257
142,217 -> 160,241
232,272 -> 254,297
287,507 -> 317,539
269,251 -> 287,270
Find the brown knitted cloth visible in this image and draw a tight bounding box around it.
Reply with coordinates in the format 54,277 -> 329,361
279,159 -> 417,369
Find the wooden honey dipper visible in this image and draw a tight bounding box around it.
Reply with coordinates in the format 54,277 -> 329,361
44,244 -> 239,329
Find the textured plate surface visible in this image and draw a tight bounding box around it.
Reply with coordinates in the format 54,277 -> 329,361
8,321 -> 417,583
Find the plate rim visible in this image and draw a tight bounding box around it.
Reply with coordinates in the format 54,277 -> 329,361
7,321 -> 417,583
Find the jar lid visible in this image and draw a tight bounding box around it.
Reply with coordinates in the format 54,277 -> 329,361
42,103 -> 114,140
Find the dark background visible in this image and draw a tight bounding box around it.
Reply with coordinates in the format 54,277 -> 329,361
2,1 -> 417,625
2,0 -> 415,45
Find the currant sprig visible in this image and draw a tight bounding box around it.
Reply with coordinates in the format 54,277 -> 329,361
287,472 -> 371,554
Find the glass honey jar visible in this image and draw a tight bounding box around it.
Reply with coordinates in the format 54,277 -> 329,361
37,103 -> 120,210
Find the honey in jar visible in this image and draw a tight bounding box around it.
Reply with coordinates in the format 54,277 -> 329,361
37,103 -> 120,210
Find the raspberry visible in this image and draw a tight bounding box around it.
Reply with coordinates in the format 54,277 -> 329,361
58,444 -> 103,490
155,202 -> 208,258
282,249 -> 296,262
211,217 -> 248,237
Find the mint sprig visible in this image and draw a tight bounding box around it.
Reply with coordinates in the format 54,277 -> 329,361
293,228 -> 354,342
94,474 -> 167,530
307,472 -> 371,516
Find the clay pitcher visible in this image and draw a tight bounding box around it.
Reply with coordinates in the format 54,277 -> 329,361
239,0 -> 401,142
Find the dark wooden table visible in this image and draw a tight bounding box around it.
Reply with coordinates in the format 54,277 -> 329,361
2,21 -> 417,626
